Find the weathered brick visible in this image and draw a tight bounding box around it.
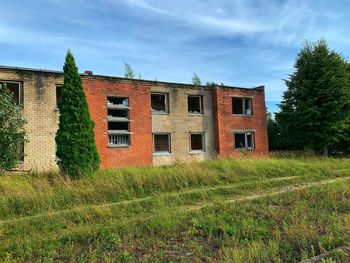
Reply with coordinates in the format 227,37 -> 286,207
0,66 -> 269,171
213,86 -> 269,157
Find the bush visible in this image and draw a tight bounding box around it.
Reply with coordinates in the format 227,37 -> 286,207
0,83 -> 26,171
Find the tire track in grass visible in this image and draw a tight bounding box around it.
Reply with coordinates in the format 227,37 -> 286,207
2,176 -> 349,248
0,175 -> 301,226
1,174 -> 349,227
186,176 -> 350,211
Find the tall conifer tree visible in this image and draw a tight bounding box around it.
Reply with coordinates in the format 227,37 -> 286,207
56,50 -> 100,176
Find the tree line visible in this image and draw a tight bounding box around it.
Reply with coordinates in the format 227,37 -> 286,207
268,39 -> 350,156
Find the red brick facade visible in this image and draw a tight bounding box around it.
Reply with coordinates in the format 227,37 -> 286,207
83,77 -> 153,168
213,86 -> 269,157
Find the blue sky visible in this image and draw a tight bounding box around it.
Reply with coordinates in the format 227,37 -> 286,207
1,0 -> 350,112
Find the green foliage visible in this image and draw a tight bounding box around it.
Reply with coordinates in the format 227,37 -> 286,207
192,72 -> 201,86
267,111 -> 283,151
55,50 -> 100,177
206,81 -> 218,88
0,83 -> 26,171
123,62 -> 134,79
276,39 -> 350,155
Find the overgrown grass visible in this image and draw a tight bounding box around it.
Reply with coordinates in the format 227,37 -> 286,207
0,158 -> 350,262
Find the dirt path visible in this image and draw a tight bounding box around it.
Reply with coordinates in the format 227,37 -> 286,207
0,175 -> 349,226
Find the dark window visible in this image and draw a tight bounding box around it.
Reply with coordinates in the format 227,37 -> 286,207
234,132 -> 255,149
56,86 -> 62,107
232,97 -> 243,114
107,96 -> 130,146
18,143 -> 24,162
188,96 -> 203,114
151,93 -> 168,112
108,109 -> 128,118
190,133 -> 205,151
232,97 -> 252,115
234,133 -> 246,148
154,134 -> 171,153
0,81 -> 22,105
108,122 -> 129,131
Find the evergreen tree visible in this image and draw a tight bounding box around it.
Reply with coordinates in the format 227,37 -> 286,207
276,39 -> 350,156
56,50 -> 100,177
192,73 -> 201,86
124,62 -> 134,79
0,83 -> 27,171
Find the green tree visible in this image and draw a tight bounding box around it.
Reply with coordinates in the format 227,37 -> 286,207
56,50 -> 100,177
276,39 -> 350,156
206,81 -> 218,88
124,62 -> 134,79
267,111 -> 282,151
0,84 -> 27,171
192,73 -> 201,86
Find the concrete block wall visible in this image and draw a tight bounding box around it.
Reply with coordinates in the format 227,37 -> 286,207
151,85 -> 216,166
0,68 -> 63,171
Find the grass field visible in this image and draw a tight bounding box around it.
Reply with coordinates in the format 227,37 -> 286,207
1,158 -> 350,262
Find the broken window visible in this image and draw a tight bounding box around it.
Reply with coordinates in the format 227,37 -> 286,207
154,134 -> 171,153
188,95 -> 203,114
190,133 -> 205,151
107,97 -> 129,108
151,93 -> 169,113
108,122 -> 129,131
108,109 -> 128,118
18,143 -> 24,162
107,96 -> 130,146
56,85 -> 62,108
0,81 -> 22,105
232,97 -> 252,115
0,81 -> 24,162
234,131 -> 255,149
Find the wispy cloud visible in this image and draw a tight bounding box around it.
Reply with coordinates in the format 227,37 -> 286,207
0,0 -> 349,111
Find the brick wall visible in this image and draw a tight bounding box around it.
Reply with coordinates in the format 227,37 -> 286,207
82,77 -> 153,168
213,86 -> 269,157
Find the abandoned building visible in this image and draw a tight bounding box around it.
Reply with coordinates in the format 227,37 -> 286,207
0,65 -> 269,171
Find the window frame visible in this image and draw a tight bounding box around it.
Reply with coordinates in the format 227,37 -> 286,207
55,85 -> 62,110
153,133 -> 171,155
0,80 -> 23,105
151,93 -> 169,114
189,132 -> 206,153
0,80 -> 24,162
107,95 -> 131,148
188,95 -> 203,115
233,131 -> 255,150
232,97 -> 253,116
